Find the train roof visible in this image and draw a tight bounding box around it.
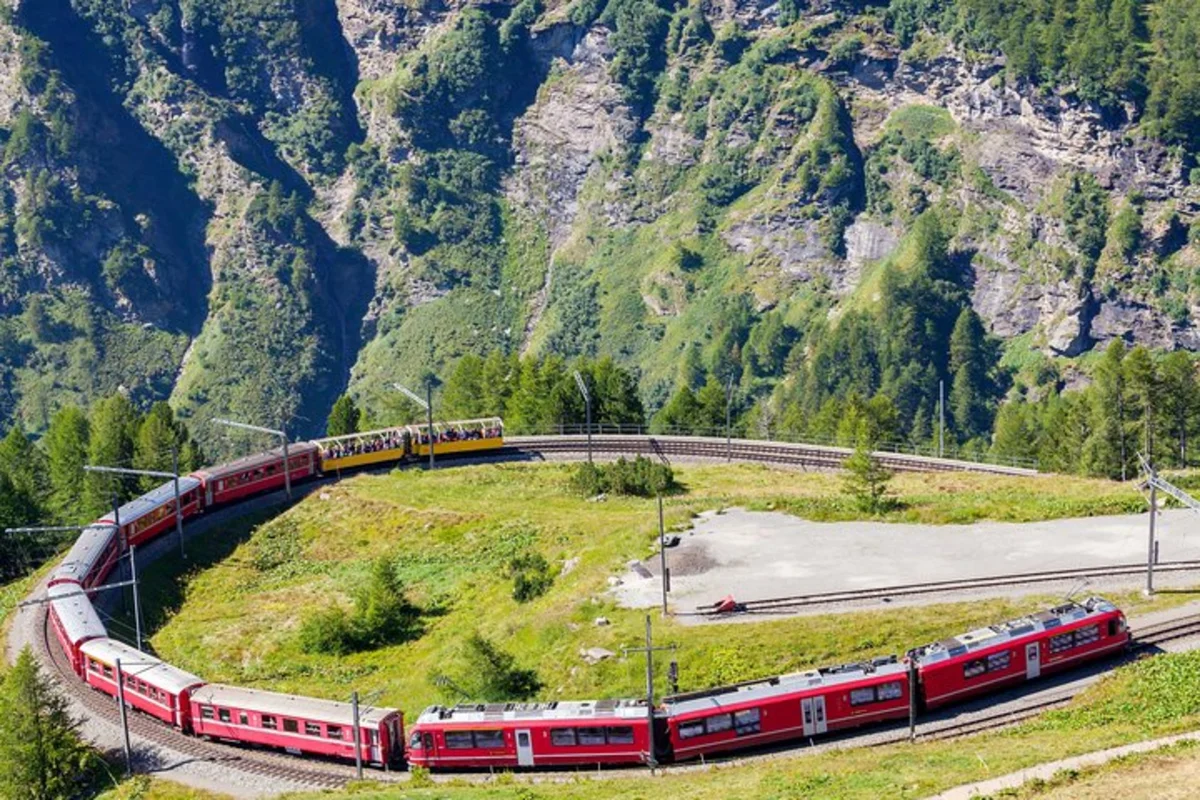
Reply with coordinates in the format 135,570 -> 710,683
192,443 -> 319,480
414,698 -> 648,727
191,684 -> 400,728
47,583 -> 107,645
79,638 -> 205,695
99,477 -> 202,527
663,656 -> 908,717
908,596 -> 1121,665
50,523 -> 118,585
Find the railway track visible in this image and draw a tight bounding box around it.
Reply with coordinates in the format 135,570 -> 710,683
694,561 -> 1200,616
504,435 -> 1037,476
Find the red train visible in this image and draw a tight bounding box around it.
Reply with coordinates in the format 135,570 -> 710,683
36,413 -> 1136,773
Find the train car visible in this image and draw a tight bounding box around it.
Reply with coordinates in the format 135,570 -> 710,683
663,656 -> 910,761
406,700 -> 652,769
410,418 -> 505,460
80,638 -> 205,729
46,582 -> 107,676
314,427 -> 412,472
192,443 -> 320,507
910,596 -> 1129,710
48,523 -> 121,589
98,478 -> 203,549
189,684 -> 403,767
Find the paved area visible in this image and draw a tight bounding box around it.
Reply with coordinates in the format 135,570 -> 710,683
614,507 -> 1200,615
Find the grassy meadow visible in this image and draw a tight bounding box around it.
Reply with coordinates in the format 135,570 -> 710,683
129,462 -> 1172,722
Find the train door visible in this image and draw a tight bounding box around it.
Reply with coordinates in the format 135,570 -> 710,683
801,697 -> 828,736
515,729 -> 534,767
1025,642 -> 1041,679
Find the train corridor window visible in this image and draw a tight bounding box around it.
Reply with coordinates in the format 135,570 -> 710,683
475,730 -> 505,748
444,731 -> 474,749
878,682 -> 904,701
103,665 -> 114,679
218,709 -> 232,723
1074,625 -> 1100,646
201,707 -> 214,720
963,659 -> 987,679
607,726 -> 635,745
733,709 -> 761,736
240,713 -> 250,726
1049,632 -> 1074,654
986,651 -> 1011,672
551,729 -> 577,747
678,721 -> 706,740
327,725 -> 342,740
305,722 -> 322,737
850,687 -> 877,706
705,714 -> 733,734
283,719 -> 299,734
262,715 -> 277,730
88,659 -> 100,673
578,727 -> 607,746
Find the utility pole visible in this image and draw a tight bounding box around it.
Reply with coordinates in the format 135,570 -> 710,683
908,659 -> 919,741
1147,460 -> 1158,597
938,379 -> 945,458
573,370 -> 592,464
85,461 -> 187,559
725,376 -> 735,462
213,418 -> 293,499
394,382 -> 435,470
622,615 -> 675,773
130,545 -> 142,652
658,494 -> 669,616
115,659 -> 133,774
351,690 -> 363,780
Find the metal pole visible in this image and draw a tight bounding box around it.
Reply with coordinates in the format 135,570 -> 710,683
644,614 -> 656,773
352,690 -> 363,781
908,659 -> 918,741
725,377 -> 733,462
116,658 -> 133,774
130,545 -> 142,652
658,495 -> 668,616
938,379 -> 945,458
427,382 -> 435,470
1147,480 -> 1157,597
586,392 -> 593,465
172,446 -> 185,560
281,430 -> 292,500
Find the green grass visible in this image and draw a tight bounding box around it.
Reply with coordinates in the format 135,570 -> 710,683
885,104 -> 957,141
138,463 -> 1158,723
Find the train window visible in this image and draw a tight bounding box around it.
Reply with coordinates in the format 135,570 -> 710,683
103,665 -> 114,679
201,707 -> 214,720
878,682 -> 903,701
1049,632 -> 1074,654
409,732 -> 423,750
444,731 -> 474,749
305,722 -> 322,737
219,709 -> 232,723
607,726 -> 635,745
88,659 -> 100,673
475,730 -> 505,749
850,687 -> 877,706
283,719 -> 299,734
678,721 -> 706,740
1074,625 -> 1100,647
705,714 -> 733,735
551,729 -> 577,747
963,659 -> 987,679
328,725 -> 342,740
578,727 -> 607,746
733,709 -> 761,736
987,651 -> 1011,672
240,713 -> 250,726
262,715 -> 277,730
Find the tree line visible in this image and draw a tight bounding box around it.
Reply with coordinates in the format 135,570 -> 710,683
0,395 -> 203,581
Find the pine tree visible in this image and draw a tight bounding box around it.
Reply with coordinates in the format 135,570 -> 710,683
441,354 -> 486,419
0,422 -> 47,515
0,648 -> 92,800
1083,339 -> 1128,479
591,356 -> 643,425
948,308 -> 989,441
652,384 -> 701,434
991,400 -> 1037,463
1158,351 -> 1198,467
0,472 -> 39,580
44,405 -> 89,524
842,444 -> 894,513
82,393 -> 140,517
325,395 -> 361,437
134,402 -> 197,492
1122,345 -> 1159,464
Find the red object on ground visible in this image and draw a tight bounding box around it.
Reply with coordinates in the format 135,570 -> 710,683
715,595 -> 740,614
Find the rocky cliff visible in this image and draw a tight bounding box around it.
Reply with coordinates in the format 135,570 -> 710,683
0,0 -> 1196,447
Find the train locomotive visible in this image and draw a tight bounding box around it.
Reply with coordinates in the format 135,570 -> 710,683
37,414 -> 1134,772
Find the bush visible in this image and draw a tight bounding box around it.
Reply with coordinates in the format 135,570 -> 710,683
298,558 -> 422,654
298,607 -> 355,656
454,633 -> 542,701
508,552 -> 554,603
569,456 -> 676,497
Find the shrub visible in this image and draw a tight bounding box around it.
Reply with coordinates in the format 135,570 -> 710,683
508,552 -> 554,603
456,633 -> 541,701
569,456 -> 676,497
298,607 -> 354,656
298,558 -> 423,654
